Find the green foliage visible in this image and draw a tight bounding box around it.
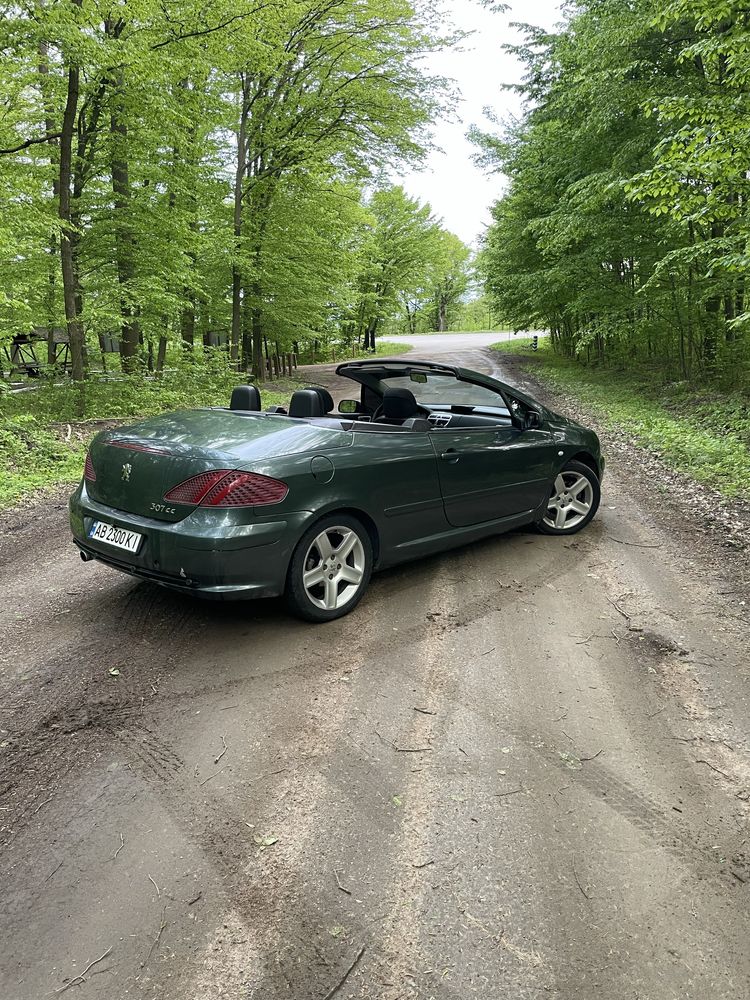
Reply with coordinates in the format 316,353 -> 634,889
346,185 -> 472,346
0,415 -> 86,508
492,338 -> 750,497
0,0 -> 458,380
475,0 -> 750,386
3,352 -> 289,423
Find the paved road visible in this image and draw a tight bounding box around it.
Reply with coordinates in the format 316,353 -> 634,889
1,336 -> 749,999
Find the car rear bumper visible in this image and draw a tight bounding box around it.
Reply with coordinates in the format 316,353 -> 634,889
69,483 -> 309,599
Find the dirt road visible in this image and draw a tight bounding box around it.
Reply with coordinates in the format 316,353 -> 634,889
1,335 -> 749,1000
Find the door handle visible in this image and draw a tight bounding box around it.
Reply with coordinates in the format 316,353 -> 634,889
440,449 -> 460,463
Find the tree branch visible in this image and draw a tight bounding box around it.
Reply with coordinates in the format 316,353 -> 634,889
0,131 -> 62,156
151,3 -> 274,50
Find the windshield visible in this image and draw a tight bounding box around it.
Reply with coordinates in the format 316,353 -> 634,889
381,373 -> 508,412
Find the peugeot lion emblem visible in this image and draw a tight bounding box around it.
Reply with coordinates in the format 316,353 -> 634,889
121,463 -> 132,482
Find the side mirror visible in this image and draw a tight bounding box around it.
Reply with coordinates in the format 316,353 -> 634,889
525,410 -> 542,430
338,398 -> 360,414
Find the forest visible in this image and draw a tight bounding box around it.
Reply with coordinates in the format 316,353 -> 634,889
476,0 -> 750,389
0,0 -> 473,384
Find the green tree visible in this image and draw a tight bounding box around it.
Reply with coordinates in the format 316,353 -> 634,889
473,0 -> 750,383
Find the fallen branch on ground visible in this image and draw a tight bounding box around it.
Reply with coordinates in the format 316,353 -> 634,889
322,945 -> 366,1000
54,947 -> 113,994
333,869 -> 351,895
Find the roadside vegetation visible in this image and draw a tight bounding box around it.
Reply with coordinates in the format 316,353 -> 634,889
493,339 -> 750,499
474,1 -> 750,441
0,1 -> 473,395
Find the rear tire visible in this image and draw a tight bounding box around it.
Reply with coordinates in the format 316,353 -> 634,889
537,459 -> 600,535
285,514 -> 373,622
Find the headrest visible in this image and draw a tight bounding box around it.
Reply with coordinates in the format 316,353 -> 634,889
304,386 -> 334,413
230,385 -> 261,411
382,386 -> 418,420
289,389 -> 325,418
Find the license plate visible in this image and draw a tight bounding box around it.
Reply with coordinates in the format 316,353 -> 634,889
88,520 -> 143,553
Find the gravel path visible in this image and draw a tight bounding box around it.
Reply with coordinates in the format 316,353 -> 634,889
1,334 -> 748,999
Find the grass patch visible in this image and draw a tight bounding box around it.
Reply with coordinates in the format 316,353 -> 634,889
0,415 -> 87,508
0,353 -> 295,508
492,337 -> 750,498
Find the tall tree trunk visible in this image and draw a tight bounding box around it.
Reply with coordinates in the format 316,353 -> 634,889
178,77 -> 200,351
437,297 -> 447,332
59,60 -> 86,381
180,294 -> 195,347
155,335 -> 168,373
251,304 -> 264,378
37,20 -> 60,366
231,78 -> 249,363
109,62 -> 140,372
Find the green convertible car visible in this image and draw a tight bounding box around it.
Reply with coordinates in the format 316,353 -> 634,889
70,359 -> 604,621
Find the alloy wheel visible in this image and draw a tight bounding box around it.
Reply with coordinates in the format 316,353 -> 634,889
302,525 -> 366,611
543,471 -> 594,531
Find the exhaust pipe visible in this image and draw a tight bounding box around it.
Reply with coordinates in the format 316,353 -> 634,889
80,550 -> 94,563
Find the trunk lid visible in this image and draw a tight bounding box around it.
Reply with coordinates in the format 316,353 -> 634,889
86,409 -> 349,522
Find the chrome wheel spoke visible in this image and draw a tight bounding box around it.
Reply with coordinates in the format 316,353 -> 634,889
315,532 -> 334,560
323,577 -> 338,610
554,474 -> 566,495
568,476 -> 588,497
303,566 -> 325,588
555,506 -> 568,529
335,531 -> 358,561
570,499 -> 590,515
339,564 -> 363,585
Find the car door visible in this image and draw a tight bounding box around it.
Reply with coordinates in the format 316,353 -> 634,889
430,424 -> 558,528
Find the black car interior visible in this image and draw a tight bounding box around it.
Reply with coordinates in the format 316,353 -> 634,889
228,367 -> 536,432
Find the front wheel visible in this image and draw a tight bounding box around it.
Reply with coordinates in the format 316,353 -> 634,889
285,514 -> 373,622
537,459 -> 600,535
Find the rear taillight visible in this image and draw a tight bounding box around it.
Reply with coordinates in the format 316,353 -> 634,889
163,471 -> 288,507
163,470 -> 233,505
201,471 -> 288,507
84,452 -> 96,482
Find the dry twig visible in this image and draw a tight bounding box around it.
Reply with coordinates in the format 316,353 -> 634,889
333,869 -> 351,895
148,874 -> 161,898
54,946 -> 113,994
43,860 -> 63,884
214,735 -> 228,765
199,766 -> 227,786
606,596 -> 631,621
321,945 -> 366,1000
572,861 -> 590,900
696,758 -> 731,779
580,748 -> 604,763
250,767 -> 287,783
610,537 -> 662,548
141,906 -> 167,969
112,832 -> 124,860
